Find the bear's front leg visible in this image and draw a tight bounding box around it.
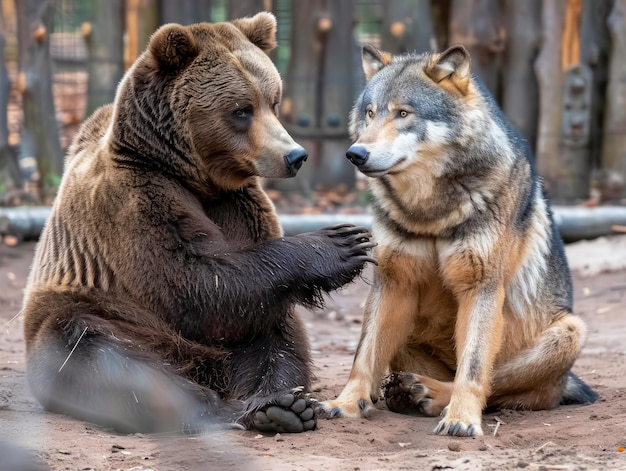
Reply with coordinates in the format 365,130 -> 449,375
227,313 -> 317,433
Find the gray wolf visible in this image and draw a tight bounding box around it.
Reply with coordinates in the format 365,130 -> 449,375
321,44 -> 597,436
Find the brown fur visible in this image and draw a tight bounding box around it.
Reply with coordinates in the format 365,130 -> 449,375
23,14 -> 374,434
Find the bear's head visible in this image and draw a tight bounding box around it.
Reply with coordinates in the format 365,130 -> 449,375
111,13 -> 307,191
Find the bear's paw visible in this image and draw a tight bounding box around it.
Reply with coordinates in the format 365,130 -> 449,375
252,390 -> 316,433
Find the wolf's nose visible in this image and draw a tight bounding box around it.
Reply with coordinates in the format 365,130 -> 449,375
346,146 -> 369,166
284,147 -> 308,176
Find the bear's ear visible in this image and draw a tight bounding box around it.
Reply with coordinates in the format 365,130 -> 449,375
362,44 -> 393,82
148,23 -> 199,71
424,45 -> 471,95
232,12 -> 277,53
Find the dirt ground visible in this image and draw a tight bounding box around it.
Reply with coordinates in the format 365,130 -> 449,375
1,235 -> 625,471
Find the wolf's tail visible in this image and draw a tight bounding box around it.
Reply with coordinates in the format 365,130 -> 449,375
560,371 -> 598,405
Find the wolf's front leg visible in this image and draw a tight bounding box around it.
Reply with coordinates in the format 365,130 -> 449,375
435,282 -> 506,437
320,250 -> 419,418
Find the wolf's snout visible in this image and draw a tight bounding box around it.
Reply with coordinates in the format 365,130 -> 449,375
346,146 -> 369,166
284,147 -> 308,176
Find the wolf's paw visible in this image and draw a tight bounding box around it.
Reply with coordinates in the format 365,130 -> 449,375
433,417 -> 483,437
318,397 -> 377,419
433,405 -> 484,437
384,372 -> 443,417
253,390 -> 316,433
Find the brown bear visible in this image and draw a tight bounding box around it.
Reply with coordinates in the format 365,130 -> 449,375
22,13 -> 374,434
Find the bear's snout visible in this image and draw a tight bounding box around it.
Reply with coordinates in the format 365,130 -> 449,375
284,147 -> 308,176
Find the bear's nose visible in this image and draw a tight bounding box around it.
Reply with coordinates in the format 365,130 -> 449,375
284,147 -> 308,176
346,145 -> 369,166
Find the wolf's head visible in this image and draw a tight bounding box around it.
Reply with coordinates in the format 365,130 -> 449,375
346,45 -> 478,178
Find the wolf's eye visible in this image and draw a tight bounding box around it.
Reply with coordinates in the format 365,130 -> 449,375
367,109 -> 374,119
399,110 -> 408,118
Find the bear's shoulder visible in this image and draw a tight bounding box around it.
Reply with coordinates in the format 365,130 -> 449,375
66,104 -> 113,165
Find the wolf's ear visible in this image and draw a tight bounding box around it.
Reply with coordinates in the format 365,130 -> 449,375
232,12 -> 277,53
149,24 -> 199,71
425,45 -> 471,95
362,44 -> 393,82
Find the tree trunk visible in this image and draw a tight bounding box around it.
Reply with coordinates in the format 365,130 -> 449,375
0,5 -> 21,200
315,0 -> 357,189
227,0 -> 267,19
560,62 -> 593,201
380,0 -> 435,54
124,0 -> 160,69
84,0 -> 125,117
580,0 -> 613,171
161,0 -> 212,24
502,0 -> 541,152
272,1 -> 318,193
534,0 -> 567,199
558,0 -> 592,201
15,0 -> 63,200
602,0 -> 626,198
448,0 -> 505,98
277,1 -> 357,192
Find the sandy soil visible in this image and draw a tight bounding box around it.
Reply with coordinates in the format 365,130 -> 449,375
1,236 -> 625,471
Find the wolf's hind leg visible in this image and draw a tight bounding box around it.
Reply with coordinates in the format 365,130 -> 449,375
384,372 -> 453,417
385,345 -> 455,416
490,313 -> 597,409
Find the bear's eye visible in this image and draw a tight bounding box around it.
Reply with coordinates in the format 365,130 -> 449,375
234,106 -> 253,119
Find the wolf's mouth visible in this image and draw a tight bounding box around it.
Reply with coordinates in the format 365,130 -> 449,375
360,168 -> 388,178
359,157 -> 407,178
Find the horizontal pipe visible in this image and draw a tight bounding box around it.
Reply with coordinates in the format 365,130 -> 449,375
282,207 -> 626,242
552,206 -> 626,242
1,206 -> 626,243
0,207 -> 53,239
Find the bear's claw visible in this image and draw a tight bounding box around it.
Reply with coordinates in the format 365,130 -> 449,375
253,391 -> 316,433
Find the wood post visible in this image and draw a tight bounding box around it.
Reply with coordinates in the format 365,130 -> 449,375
124,0 -> 159,70
502,0 -> 541,152
534,0 -> 567,199
83,0 -> 125,116
15,0 -> 64,199
278,0 -> 357,192
0,4 -> 21,195
449,0 -> 505,98
601,0 -> 626,198
380,0 -> 435,54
